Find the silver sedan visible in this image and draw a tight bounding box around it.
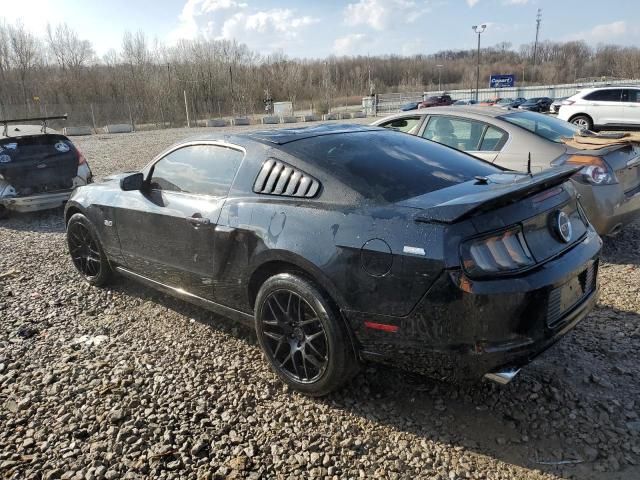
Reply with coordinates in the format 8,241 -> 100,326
372,106 -> 640,236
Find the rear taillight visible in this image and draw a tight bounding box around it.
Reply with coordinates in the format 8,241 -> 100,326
460,226 -> 534,277
561,100 -> 575,106
77,149 -> 87,165
566,155 -> 616,185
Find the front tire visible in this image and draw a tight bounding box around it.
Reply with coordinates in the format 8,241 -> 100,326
255,273 -> 358,396
570,114 -> 593,130
66,213 -> 112,286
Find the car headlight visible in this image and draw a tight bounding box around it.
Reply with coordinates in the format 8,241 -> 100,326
565,155 -> 617,185
460,226 -> 534,277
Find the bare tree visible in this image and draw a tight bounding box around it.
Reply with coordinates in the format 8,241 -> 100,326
7,22 -> 41,111
46,23 -> 94,73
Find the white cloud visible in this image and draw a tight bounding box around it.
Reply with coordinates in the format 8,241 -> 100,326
565,21 -> 629,43
168,0 -> 317,51
344,0 -> 429,30
0,0 -> 65,33
333,33 -> 368,55
221,9 -> 317,41
466,0 -> 480,7
503,0 -> 528,4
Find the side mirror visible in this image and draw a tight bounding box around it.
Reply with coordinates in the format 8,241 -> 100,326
120,172 -> 144,191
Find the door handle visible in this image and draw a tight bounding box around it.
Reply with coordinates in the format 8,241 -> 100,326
187,216 -> 211,226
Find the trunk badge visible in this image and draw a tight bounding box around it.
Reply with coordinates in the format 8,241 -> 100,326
37,163 -> 47,169
104,220 -> 113,227
555,211 -> 572,243
54,141 -> 70,152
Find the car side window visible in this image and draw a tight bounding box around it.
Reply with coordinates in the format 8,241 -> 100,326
422,116 -> 485,150
479,126 -> 507,151
584,89 -> 623,102
622,89 -> 640,102
379,117 -> 422,134
149,145 -> 243,197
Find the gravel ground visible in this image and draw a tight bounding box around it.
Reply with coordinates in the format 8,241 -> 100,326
1,121 -> 639,480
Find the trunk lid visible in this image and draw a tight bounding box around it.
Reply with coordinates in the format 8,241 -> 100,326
400,166 -> 591,267
603,144 -> 640,195
0,134 -> 78,195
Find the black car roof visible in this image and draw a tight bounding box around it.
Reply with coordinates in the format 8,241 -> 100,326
242,123 -> 381,145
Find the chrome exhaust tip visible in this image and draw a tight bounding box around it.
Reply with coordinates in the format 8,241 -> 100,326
484,367 -> 521,385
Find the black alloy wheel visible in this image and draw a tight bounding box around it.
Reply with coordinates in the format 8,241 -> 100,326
255,273 -> 359,396
66,213 -> 111,286
261,289 -> 329,383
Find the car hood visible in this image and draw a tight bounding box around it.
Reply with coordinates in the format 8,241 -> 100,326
398,166 -> 580,223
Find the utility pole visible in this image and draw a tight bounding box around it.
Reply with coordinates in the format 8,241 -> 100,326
532,8 -> 542,81
436,65 -> 443,91
472,24 -> 487,102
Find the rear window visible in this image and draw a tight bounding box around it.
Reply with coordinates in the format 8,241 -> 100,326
0,135 -> 76,163
499,111 -> 579,143
279,130 -> 501,203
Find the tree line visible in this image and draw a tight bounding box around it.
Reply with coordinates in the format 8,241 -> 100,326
1,19 -> 640,127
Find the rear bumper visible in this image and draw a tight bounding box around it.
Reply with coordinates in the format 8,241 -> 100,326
346,228 -> 602,380
0,191 -> 72,212
574,181 -> 640,235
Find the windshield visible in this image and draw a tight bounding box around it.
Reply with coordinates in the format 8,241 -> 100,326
280,130 -> 501,203
499,111 -> 580,143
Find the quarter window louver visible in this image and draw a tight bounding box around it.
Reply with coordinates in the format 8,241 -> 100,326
253,159 -> 320,198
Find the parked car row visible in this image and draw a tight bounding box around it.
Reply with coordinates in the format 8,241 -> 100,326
403,85 -> 640,130
2,110 -> 636,396
373,106 -> 640,236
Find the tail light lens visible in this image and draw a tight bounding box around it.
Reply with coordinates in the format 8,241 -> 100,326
566,155 -> 616,185
77,149 -> 87,165
460,227 -> 534,277
561,100 -> 575,105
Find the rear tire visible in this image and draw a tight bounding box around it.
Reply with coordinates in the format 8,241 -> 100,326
66,213 -> 112,286
570,114 -> 593,130
0,205 -> 8,220
255,273 -> 359,396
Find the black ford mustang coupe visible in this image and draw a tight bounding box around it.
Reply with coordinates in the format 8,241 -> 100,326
65,124 -> 601,395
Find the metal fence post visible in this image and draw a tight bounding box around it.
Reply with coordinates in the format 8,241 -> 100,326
184,90 -> 190,128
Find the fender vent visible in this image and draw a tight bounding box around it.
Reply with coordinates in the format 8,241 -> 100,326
253,159 -> 320,197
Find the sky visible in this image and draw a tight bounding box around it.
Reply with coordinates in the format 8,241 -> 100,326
2,0 -> 640,59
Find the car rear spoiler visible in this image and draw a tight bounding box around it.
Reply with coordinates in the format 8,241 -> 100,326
415,165 -> 581,224
1,114 -> 67,136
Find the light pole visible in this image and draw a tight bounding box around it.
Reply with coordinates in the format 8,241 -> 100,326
472,24 -> 486,102
436,64 -> 443,91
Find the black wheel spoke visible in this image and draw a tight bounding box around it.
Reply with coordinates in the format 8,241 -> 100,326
263,331 -> 283,343
299,317 -> 320,327
304,352 -> 323,369
306,340 -> 324,359
306,331 -> 324,343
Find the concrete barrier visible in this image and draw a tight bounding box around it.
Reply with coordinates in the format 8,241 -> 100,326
323,113 -> 339,121
299,115 -> 320,122
281,116 -> 297,123
339,112 -> 353,119
63,126 -> 93,136
261,116 -> 280,125
206,119 -> 228,127
232,118 -> 251,126
352,111 -> 367,118
103,124 -> 133,134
